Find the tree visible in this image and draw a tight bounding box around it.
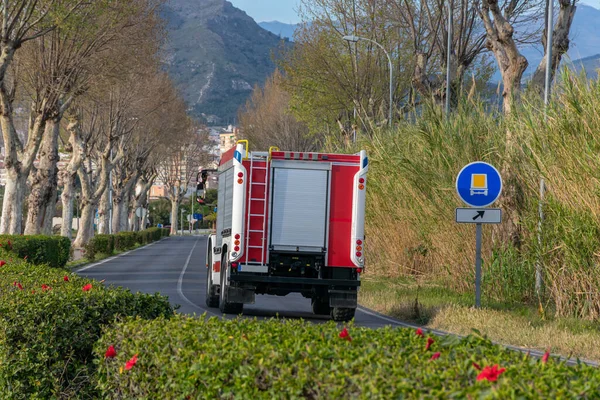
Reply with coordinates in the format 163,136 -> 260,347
157,126 -> 208,236
0,0 -> 91,234
239,70 -> 321,151
478,0 -> 576,113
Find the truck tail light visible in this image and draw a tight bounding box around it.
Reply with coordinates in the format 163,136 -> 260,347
234,240 -> 240,245
237,179 -> 243,184
231,262 -> 239,269
356,252 -> 362,257
356,239 -> 363,245
356,268 -> 363,274
358,184 -> 365,190
235,234 -> 241,239
234,246 -> 240,252
238,172 -> 243,178
356,246 -> 362,251
359,178 -> 365,184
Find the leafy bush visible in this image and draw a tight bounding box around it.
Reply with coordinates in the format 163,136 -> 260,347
136,227 -> 167,245
0,253 -> 173,399
114,232 -> 138,252
85,234 -> 115,261
95,315 -> 600,399
0,235 -> 71,268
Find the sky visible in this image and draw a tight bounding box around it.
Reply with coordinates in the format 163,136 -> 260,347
229,0 -> 301,23
228,0 -> 600,25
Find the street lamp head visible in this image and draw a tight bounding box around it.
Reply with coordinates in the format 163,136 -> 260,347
342,35 -> 360,43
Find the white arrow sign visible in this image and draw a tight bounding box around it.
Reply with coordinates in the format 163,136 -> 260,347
455,208 -> 501,224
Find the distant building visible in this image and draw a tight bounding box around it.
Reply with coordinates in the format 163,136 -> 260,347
219,125 -> 240,155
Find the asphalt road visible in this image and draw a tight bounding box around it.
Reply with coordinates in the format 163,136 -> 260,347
76,235 -> 409,328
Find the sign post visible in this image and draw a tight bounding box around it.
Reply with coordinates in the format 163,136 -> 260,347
456,162 -> 503,308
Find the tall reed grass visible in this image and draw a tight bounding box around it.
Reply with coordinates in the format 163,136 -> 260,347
359,72 -> 600,319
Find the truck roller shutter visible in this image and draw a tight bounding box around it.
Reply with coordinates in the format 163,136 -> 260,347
270,161 -> 331,252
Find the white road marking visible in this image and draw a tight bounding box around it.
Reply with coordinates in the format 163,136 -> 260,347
177,237 -> 219,317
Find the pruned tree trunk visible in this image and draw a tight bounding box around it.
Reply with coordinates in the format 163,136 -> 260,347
76,198 -> 96,248
25,118 -> 61,234
170,199 -> 179,235
98,188 -> 110,234
480,0 -> 529,114
530,1 -> 577,92
0,173 -> 27,234
132,176 -> 154,231
60,113 -> 85,238
42,186 -> 58,235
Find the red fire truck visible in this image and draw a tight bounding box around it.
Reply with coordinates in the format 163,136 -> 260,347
205,141 -> 368,321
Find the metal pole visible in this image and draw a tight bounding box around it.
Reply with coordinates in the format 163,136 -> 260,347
537,0 -> 554,295
475,223 -> 482,308
445,0 -> 453,116
180,208 -> 183,236
191,193 -> 194,234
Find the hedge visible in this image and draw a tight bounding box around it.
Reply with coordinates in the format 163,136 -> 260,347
0,252 -> 174,399
95,316 -> 600,399
85,228 -> 170,261
0,235 -> 71,268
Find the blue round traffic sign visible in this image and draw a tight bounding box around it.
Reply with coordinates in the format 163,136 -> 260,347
456,162 -> 502,207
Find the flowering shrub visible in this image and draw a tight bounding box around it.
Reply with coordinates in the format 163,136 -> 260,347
0,255 -> 173,399
95,316 -> 600,399
0,235 -> 71,268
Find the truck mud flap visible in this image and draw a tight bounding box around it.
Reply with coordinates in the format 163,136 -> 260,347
226,286 -> 255,304
328,289 -> 357,308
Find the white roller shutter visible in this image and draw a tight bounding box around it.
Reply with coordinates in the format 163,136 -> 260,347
270,162 -> 330,251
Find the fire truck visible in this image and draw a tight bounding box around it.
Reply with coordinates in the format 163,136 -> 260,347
205,141 -> 367,322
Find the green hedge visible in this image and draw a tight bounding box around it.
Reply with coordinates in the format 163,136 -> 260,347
85,234 -> 115,261
0,253 -> 173,399
114,231 -> 138,252
0,235 -> 71,268
95,316 -> 600,399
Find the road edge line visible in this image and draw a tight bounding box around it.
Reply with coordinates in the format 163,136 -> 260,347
177,237 -> 219,317
75,238 -> 168,273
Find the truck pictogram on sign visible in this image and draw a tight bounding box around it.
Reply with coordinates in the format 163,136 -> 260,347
470,174 -> 488,196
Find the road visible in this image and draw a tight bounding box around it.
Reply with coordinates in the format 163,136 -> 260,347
76,235 -> 408,328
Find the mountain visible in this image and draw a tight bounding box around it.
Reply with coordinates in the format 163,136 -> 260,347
259,21 -> 299,41
161,0 -> 289,125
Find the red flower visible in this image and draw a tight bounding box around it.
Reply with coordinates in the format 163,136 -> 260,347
13,282 -> 23,290
7,240 -> 11,248
430,352 -> 441,361
425,337 -> 434,351
0,260 -> 6,267
338,327 -> 352,342
124,354 -> 138,370
542,350 -> 550,364
415,328 -> 424,337
23,255 -> 28,260
41,284 -> 51,291
472,362 -> 481,371
477,365 -> 506,382
105,345 -> 117,359
82,284 -> 92,292
63,276 -> 69,282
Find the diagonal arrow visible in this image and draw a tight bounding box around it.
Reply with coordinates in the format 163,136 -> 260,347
473,211 -> 485,221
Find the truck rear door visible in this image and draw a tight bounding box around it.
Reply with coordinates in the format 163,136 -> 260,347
269,161 -> 331,253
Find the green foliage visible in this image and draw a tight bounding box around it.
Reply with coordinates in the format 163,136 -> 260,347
0,235 -> 71,268
114,232 -> 138,252
85,229 -> 169,261
85,234 -> 115,261
0,255 -> 173,399
95,315 -> 600,399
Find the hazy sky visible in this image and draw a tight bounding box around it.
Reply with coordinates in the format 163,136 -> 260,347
229,0 -> 599,24
229,0 -> 301,23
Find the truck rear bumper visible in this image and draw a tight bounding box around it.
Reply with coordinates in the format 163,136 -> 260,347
230,274 -> 360,287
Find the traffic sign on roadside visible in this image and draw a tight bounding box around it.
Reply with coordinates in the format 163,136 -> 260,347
456,162 -> 502,208
455,208 -> 501,224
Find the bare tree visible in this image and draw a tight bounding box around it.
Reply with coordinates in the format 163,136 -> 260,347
239,70 -> 321,151
158,126 -> 207,236
478,0 -> 575,113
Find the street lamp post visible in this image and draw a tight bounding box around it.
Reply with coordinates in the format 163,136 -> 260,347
343,35 -> 393,127
76,194 -> 80,233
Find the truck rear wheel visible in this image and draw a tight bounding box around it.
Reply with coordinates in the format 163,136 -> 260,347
205,262 -> 219,308
219,255 -> 243,315
311,297 -> 330,316
331,307 -> 356,322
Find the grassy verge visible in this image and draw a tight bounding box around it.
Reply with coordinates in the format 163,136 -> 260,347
359,275 -> 600,363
